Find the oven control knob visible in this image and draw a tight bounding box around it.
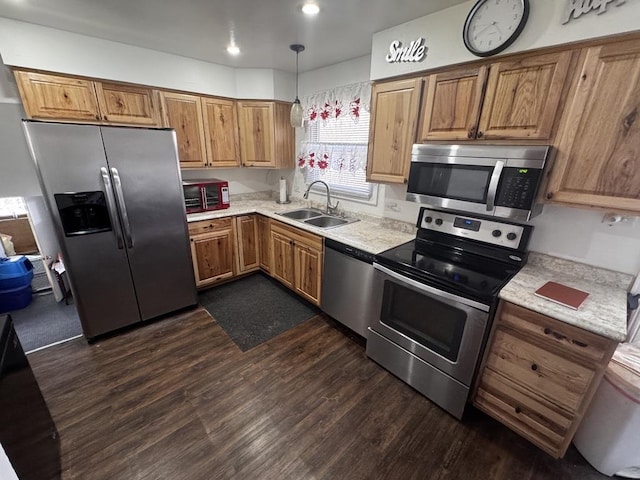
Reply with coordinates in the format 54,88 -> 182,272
492,229 -> 502,238
425,216 -> 433,224
506,232 -> 518,241
435,218 -> 443,226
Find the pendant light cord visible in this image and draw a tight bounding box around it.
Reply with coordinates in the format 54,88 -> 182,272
295,50 -> 299,99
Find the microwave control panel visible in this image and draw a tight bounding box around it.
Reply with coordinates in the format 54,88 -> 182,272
495,167 -> 542,210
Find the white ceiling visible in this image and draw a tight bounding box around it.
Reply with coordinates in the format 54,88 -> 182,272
0,0 -> 469,72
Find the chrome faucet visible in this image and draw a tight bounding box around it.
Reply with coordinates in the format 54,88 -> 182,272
303,180 -> 339,214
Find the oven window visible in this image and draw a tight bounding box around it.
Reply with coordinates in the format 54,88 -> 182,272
408,163 -> 493,203
203,185 -> 220,206
380,280 -> 466,362
183,186 -> 202,209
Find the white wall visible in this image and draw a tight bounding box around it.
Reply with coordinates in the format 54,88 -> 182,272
0,17 -> 294,100
371,0 -> 640,79
180,168 -> 280,196
0,446 -> 18,480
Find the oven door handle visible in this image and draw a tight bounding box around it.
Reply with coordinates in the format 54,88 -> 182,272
373,263 -> 490,313
486,160 -> 504,212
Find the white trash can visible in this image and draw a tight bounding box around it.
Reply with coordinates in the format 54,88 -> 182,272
573,343 -> 640,478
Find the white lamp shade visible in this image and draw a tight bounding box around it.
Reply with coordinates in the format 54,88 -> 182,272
290,100 -> 304,128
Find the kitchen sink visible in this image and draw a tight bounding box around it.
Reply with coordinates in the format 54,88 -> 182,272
304,216 -> 349,228
279,208 -> 324,220
278,208 -> 359,229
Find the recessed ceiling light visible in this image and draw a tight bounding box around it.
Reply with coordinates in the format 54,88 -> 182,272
227,45 -> 240,56
301,3 -> 320,15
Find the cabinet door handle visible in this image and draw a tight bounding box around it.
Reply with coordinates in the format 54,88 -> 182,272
531,363 -> 538,371
546,192 -> 554,200
467,126 -> 476,138
477,130 -> 483,138
515,406 -> 522,414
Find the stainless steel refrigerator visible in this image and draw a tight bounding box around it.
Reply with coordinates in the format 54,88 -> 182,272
23,121 -> 198,339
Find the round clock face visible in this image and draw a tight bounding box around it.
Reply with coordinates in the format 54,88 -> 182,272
463,0 -> 529,57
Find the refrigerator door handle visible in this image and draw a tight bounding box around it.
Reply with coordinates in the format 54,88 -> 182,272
100,167 -> 125,249
110,167 -> 134,249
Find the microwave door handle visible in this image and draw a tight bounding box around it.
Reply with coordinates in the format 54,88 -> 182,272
100,167 -> 124,250
201,187 -> 207,210
110,168 -> 134,249
486,160 -> 504,211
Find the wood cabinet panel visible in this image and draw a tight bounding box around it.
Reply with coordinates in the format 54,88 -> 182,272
202,97 -> 240,168
270,230 -> 295,289
237,101 -> 276,167
15,71 -> 100,121
160,92 -> 207,168
235,215 -> 260,273
547,39 -> 640,212
270,221 -> 323,305
95,82 -> 160,126
478,51 -> 572,139
190,228 -> 236,287
475,369 -> 572,457
294,243 -> 323,305
499,302 -> 614,366
473,300 -> 617,458
419,66 -> 487,141
188,218 -> 233,236
366,78 -> 422,183
484,328 -> 593,413
257,215 -> 272,272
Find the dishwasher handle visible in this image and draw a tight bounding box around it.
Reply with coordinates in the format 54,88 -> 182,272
325,238 -> 374,264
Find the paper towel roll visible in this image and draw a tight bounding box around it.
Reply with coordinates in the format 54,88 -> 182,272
279,177 -> 287,203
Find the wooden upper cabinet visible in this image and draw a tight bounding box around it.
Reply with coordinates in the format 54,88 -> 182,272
202,97 -> 240,168
15,71 -> 100,122
367,78 -> 423,184
15,70 -> 160,126
237,101 -> 293,168
478,51 -> 572,140
94,82 -> 160,126
160,92 -> 207,168
546,39 -> 640,213
419,66 -> 487,141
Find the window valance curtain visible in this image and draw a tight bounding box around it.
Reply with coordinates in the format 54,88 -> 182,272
301,81 -> 371,125
297,143 -> 368,173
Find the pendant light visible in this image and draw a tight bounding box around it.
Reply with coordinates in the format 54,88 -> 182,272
290,44 -> 305,128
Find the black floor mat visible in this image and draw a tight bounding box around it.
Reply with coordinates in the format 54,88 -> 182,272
9,291 -> 83,352
199,273 -> 320,351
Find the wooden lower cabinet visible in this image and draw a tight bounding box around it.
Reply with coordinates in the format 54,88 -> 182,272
269,221 -> 323,306
473,301 -> 617,458
188,218 -> 236,287
235,215 -> 260,273
257,215 -> 272,272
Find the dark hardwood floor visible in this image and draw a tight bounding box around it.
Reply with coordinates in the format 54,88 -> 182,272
26,307 -> 607,480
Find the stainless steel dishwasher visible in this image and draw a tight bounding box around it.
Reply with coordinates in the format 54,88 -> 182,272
321,238 -> 376,338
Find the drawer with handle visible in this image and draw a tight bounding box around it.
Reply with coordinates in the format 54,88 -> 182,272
188,218 -> 233,236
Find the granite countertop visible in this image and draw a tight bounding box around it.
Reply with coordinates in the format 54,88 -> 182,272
186,198 -> 416,255
500,253 -> 633,342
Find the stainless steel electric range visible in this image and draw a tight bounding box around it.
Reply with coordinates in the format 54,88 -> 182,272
366,206 -> 533,419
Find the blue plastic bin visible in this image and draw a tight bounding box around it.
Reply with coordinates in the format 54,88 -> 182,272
0,256 -> 34,289
0,284 -> 33,313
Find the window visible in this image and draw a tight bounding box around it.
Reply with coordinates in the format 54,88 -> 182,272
0,197 -> 27,218
298,82 -> 374,201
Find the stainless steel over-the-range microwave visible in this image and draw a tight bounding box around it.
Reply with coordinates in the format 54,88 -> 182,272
406,144 -> 550,222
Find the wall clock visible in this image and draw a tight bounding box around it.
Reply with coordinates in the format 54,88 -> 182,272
463,0 -> 530,57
